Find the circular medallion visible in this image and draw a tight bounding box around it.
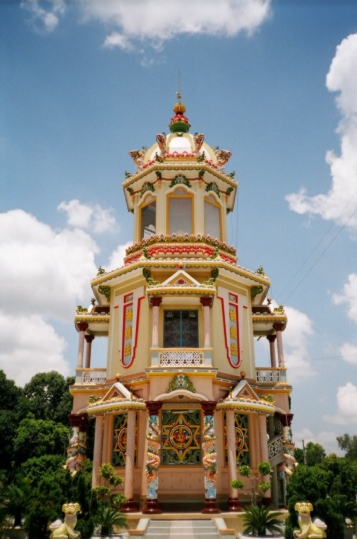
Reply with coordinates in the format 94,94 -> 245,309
116,427 -> 127,451
170,426 -> 193,449
235,427 -> 245,450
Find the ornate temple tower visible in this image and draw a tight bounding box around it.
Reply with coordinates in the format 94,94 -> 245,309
69,99 -> 293,513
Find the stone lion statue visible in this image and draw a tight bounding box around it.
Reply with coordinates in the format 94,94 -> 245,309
49,503 -> 81,539
294,502 -> 327,538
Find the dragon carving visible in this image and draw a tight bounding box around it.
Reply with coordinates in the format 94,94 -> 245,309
156,133 -> 167,157
213,148 -> 232,169
193,133 -> 205,155
129,149 -> 146,169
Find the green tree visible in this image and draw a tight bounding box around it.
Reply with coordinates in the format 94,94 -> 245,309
0,371 -> 24,473
294,442 -> 326,466
22,372 -> 74,426
284,459 -> 357,539
13,418 -> 69,464
23,466 -> 96,539
337,434 -> 357,460
2,478 -> 33,527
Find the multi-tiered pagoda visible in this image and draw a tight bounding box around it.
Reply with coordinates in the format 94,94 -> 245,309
68,98 -> 293,514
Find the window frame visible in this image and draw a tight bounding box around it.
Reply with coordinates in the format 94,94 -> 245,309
139,194 -> 156,241
163,309 -> 199,348
204,194 -> 222,240
166,187 -> 195,235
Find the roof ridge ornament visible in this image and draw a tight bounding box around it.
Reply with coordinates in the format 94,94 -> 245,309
170,75 -> 191,133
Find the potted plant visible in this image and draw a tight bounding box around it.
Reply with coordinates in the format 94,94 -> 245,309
239,504 -> 284,538
230,462 -> 273,507
92,464 -> 128,538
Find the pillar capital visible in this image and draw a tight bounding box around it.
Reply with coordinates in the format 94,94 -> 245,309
267,334 -> 277,343
150,297 -> 162,308
69,412 -> 88,431
279,413 -> 294,427
200,296 -> 213,307
201,401 -> 217,416
145,401 -> 163,415
84,334 -> 95,344
77,322 -> 89,332
273,322 -> 286,332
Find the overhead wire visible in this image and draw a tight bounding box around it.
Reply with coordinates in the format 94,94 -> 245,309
276,186 -> 357,302
281,199 -> 357,304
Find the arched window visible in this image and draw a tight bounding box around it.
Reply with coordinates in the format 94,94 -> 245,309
204,194 -> 221,239
167,188 -> 193,235
140,194 -> 156,239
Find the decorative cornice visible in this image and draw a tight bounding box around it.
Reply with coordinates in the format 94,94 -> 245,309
252,315 -> 287,324
91,259 -> 270,288
216,398 -> 275,415
126,235 -> 237,257
122,162 -> 238,189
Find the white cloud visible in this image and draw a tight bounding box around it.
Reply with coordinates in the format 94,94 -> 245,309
58,199 -> 117,233
281,306 -> 315,381
339,342 -> 357,365
0,209 -> 98,320
107,241 -> 132,270
324,382 -> 357,425
293,427 -> 341,456
333,272 -> 357,323
286,33 -> 357,231
79,0 -> 271,51
0,206 -> 103,385
21,0 -> 66,33
0,313 -> 69,387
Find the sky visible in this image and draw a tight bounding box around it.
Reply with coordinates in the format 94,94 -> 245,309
1,0 -> 357,455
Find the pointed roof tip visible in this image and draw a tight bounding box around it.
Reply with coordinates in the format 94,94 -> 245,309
170,100 -> 190,133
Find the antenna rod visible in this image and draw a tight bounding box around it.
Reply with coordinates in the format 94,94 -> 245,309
176,70 -> 181,101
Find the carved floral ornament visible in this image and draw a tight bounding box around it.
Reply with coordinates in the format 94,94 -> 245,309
167,374 -> 196,393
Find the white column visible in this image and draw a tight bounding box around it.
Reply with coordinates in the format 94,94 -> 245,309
258,414 -> 271,499
124,410 -> 136,502
77,323 -> 88,367
200,297 -> 213,348
227,410 -> 238,498
267,335 -> 277,368
92,414 -> 104,488
150,297 -> 162,348
274,323 -> 285,367
84,335 -> 95,369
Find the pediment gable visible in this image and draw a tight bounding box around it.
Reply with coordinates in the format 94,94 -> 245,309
161,270 -> 201,287
102,381 -> 131,402
231,379 -> 260,401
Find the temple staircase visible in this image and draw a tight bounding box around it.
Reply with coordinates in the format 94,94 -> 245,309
136,519 -> 236,539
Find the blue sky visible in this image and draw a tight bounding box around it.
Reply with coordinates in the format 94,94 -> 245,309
1,0 -> 357,454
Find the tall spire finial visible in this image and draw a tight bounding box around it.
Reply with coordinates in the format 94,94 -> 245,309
170,71 -> 190,133
176,70 -> 181,102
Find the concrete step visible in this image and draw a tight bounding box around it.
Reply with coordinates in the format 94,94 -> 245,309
139,518 -> 235,539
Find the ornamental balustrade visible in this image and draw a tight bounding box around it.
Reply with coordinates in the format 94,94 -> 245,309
159,350 -> 204,367
76,368 -> 106,385
268,434 -> 284,459
256,368 -> 287,383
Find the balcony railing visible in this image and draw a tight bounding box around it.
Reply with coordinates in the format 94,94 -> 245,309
256,368 -> 287,383
159,350 -> 204,367
76,368 -> 106,385
150,348 -> 211,367
268,434 -> 284,459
